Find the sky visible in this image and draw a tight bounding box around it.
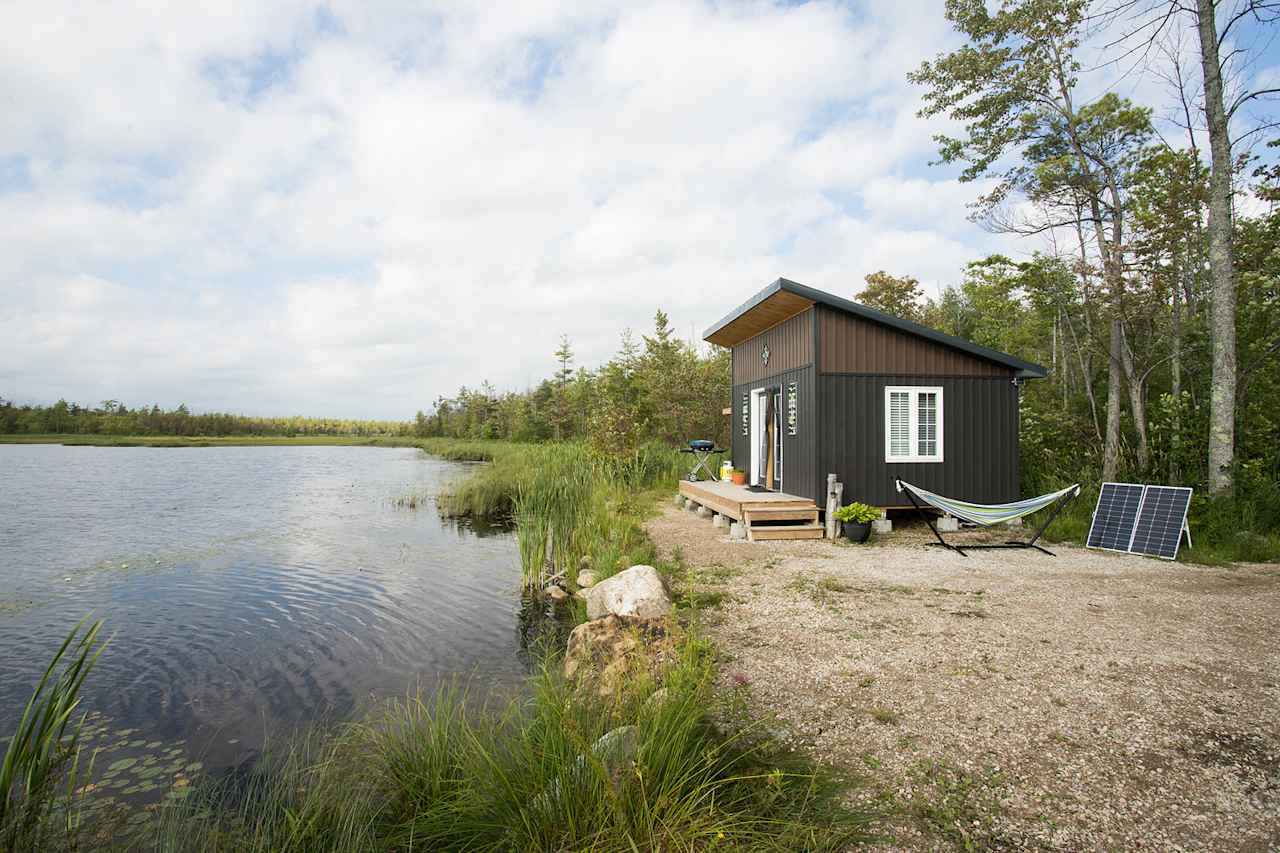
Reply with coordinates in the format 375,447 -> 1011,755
2,1 -> 1276,420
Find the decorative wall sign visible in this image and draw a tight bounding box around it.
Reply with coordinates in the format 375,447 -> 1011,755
786,381 -> 798,436
741,393 -> 749,436
761,343 -> 770,367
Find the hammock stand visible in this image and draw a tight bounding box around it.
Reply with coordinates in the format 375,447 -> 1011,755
895,479 -> 1081,557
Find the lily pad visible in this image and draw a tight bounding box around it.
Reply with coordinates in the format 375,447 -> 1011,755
184,762 -> 204,774
166,787 -> 192,800
107,758 -> 138,773
146,741 -> 162,749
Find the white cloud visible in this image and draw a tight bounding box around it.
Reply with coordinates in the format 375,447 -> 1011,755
4,0 -> 1246,419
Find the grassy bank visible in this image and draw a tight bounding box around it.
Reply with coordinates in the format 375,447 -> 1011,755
0,434 -> 421,448
148,643 -> 869,852
421,438 -> 686,591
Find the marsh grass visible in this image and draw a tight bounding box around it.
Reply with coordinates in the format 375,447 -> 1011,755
424,439 -> 684,589
152,642 -> 875,852
1,618 -> 106,851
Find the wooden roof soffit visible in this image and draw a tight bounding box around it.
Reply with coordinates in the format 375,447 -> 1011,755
703,289 -> 814,348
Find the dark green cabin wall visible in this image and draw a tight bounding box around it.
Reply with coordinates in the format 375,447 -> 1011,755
730,364 -> 818,502
817,374 -> 1020,507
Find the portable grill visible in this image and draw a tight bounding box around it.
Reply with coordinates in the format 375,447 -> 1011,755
680,439 -> 726,482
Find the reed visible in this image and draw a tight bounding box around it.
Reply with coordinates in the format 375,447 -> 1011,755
423,440 -> 685,589
0,617 -> 106,851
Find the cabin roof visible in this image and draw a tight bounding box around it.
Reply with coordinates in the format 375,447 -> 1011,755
702,277 -> 1048,379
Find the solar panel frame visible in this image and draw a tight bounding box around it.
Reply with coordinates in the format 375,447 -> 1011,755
1129,485 -> 1193,560
1086,482 -> 1147,554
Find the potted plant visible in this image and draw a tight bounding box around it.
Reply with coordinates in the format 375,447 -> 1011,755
730,468 -> 748,486
833,501 -> 879,542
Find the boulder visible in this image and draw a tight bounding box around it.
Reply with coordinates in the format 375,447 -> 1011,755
585,565 -> 671,620
592,725 -> 638,788
564,614 -> 680,699
577,570 -> 600,588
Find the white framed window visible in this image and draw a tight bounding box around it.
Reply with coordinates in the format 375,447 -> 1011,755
884,386 -> 944,463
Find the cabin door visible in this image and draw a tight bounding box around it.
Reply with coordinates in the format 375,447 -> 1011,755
749,387 -> 783,491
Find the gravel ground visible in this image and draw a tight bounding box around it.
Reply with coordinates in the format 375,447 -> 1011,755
648,503 -> 1280,852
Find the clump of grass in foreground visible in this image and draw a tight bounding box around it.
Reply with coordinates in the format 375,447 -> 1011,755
1,618 -> 106,852
424,439 -> 685,590
153,639 -> 876,852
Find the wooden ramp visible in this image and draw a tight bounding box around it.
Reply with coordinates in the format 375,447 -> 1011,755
678,480 -> 823,541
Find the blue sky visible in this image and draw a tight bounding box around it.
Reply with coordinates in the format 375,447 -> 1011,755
1,1 -> 1275,419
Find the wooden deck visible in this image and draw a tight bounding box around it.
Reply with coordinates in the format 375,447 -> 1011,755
678,480 -> 823,541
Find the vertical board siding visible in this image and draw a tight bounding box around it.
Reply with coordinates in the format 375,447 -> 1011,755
816,374 -> 1019,507
731,308 -> 814,385
817,306 -> 1012,377
731,365 -> 818,502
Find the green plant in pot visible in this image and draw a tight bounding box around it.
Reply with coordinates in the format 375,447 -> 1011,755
833,501 -> 879,543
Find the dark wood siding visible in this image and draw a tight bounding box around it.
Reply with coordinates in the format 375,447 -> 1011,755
817,306 -> 1012,377
732,307 -> 814,385
817,374 -> 1019,507
731,364 -> 818,502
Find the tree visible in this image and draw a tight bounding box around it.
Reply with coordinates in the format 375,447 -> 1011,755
551,334 -> 575,440
857,271 -> 924,321
910,0 -> 1152,481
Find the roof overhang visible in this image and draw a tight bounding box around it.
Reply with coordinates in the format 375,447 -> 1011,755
702,278 -> 1048,379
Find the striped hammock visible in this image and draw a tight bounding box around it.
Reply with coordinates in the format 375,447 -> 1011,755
895,480 -> 1080,527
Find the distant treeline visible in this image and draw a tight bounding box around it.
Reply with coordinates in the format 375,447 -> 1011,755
0,398 -> 412,438
415,311 -> 730,454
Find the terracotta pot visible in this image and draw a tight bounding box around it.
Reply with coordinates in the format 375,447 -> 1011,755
730,471 -> 747,486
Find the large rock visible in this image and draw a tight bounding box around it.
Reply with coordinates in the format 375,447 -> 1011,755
564,614 -> 680,699
585,564 -> 672,620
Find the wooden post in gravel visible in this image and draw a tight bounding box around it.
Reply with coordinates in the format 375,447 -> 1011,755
825,474 -> 843,540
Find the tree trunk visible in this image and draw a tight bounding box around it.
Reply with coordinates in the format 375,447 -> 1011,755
1170,261 -> 1184,485
1195,0 -> 1237,494
1104,317 -> 1124,481
1120,328 -> 1149,471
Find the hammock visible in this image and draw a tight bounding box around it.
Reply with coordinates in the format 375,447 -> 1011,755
895,479 -> 1081,557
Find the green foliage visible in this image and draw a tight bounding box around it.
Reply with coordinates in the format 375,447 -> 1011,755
0,398 -> 411,439
856,271 -> 924,321
419,310 -> 731,452
152,638 -> 874,852
425,439 -> 682,589
1,618 -> 106,852
833,502 -> 880,524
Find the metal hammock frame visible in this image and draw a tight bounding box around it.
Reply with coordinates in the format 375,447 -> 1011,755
895,479 -> 1081,557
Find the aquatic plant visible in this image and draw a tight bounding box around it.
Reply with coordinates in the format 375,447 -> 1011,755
0,617 -> 105,851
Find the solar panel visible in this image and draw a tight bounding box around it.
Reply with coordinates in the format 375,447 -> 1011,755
1130,486 -> 1193,560
1086,483 -> 1146,553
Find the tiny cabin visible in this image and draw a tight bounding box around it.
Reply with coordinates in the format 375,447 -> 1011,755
704,278 -> 1046,509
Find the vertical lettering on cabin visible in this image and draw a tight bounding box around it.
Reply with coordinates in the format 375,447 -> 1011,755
741,394 -> 749,436
786,381 -> 798,436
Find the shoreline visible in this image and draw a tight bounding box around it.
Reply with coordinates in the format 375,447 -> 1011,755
0,433 -> 420,448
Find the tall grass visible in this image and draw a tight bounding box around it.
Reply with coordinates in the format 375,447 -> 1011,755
1,618 -> 106,851
424,439 -> 685,588
153,640 -> 873,852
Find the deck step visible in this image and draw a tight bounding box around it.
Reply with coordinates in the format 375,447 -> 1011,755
747,524 -> 825,541
743,508 -> 819,523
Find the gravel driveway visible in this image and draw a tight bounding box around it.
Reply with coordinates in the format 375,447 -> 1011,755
648,504 -> 1280,852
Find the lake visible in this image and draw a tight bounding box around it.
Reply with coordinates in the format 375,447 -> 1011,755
0,444 -> 528,787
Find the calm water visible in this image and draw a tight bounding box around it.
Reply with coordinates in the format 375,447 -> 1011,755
0,444 -> 526,776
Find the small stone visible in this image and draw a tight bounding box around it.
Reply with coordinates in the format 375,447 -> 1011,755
545,585 -> 568,603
